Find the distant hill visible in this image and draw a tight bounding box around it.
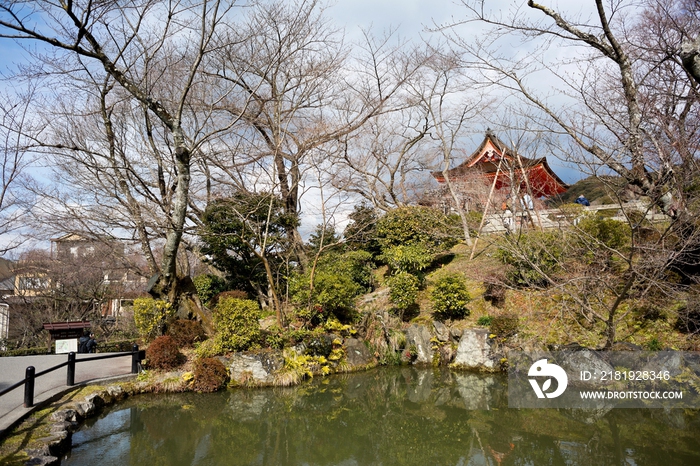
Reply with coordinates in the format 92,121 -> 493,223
548,175 -> 626,206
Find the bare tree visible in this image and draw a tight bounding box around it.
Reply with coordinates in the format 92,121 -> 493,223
332,101 -> 432,211
0,0 -> 240,302
209,0 -> 423,264
446,0 -> 699,217
0,86 -> 35,254
410,47 -> 488,245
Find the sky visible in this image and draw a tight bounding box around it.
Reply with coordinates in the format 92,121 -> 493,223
0,0 -> 592,252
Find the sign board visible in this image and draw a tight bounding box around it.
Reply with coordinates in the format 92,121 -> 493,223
55,338 -> 78,354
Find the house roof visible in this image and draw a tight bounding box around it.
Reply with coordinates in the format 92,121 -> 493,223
43,321 -> 92,331
431,131 -> 569,197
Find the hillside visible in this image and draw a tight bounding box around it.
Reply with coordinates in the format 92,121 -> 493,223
549,175 -> 625,206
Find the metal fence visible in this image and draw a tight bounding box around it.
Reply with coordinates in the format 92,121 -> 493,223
0,345 -> 144,408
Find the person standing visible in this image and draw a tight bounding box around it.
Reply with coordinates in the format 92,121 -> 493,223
574,194 -> 590,206
78,331 -> 90,353
86,333 -> 97,353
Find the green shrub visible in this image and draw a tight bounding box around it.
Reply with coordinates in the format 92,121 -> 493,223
193,274 -> 227,305
146,336 -> 185,370
477,315 -> 493,326
293,270 -> 361,319
134,298 -> 175,341
489,314 -> 520,339
167,319 -> 207,347
192,357 -> 229,393
262,325 -> 285,349
213,297 -> 261,352
430,273 -> 471,320
380,243 -> 434,274
495,231 -> 565,287
388,272 -> 420,315
576,215 -> 631,251
376,206 -> 459,253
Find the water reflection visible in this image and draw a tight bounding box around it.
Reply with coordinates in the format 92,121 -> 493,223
64,367 -> 700,465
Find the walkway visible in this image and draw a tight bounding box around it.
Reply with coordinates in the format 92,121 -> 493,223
480,201 -> 668,234
0,352 -> 134,436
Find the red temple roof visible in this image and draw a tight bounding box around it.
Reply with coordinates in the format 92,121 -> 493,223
431,131 -> 569,197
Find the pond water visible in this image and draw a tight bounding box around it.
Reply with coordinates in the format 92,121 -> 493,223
63,367 -> 700,465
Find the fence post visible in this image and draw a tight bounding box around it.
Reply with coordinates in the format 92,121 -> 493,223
23,366 -> 35,408
131,344 -> 139,374
67,352 -> 76,386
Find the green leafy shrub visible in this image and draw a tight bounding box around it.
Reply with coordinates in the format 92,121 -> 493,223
133,298 -> 175,341
495,231 -> 565,287
167,319 -> 207,347
576,215 -> 631,251
489,314 -> 520,339
262,325 -> 285,350
380,243 -> 434,274
146,336 -> 185,370
290,250 -> 372,322
193,274 -> 227,306
376,206 -> 459,254
213,297 -> 261,352
430,273 -> 471,320
388,272 -> 420,316
192,357 -> 229,393
477,315 -> 494,326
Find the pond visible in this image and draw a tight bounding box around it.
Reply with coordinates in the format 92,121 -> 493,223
63,367 -> 700,465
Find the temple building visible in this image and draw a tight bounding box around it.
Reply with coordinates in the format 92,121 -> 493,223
428,131 -> 568,211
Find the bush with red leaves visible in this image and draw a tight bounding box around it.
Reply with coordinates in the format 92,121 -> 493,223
192,357 -> 229,393
167,319 -> 207,347
146,335 -> 185,371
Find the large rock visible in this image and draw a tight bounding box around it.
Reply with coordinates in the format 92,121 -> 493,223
642,351 -> 683,377
344,338 -> 375,369
453,328 -> 500,371
556,349 -> 614,384
405,324 -> 434,365
227,350 -> 284,386
433,321 -> 450,342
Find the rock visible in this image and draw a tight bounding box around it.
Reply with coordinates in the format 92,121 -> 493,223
75,401 -> 95,418
453,329 -> 499,371
24,454 -> 59,466
433,321 -> 450,342
305,334 -> 334,357
556,349 -> 614,383
227,350 -> 284,386
450,328 -> 463,341
642,351 -> 684,377
50,409 -> 78,423
439,344 -> 455,365
85,393 -> 105,408
344,338 -> 375,369
405,324 -> 434,365
106,385 -> 125,401
40,431 -> 71,455
49,421 -> 72,434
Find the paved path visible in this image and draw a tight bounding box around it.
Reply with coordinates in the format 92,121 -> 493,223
0,352 -> 134,436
